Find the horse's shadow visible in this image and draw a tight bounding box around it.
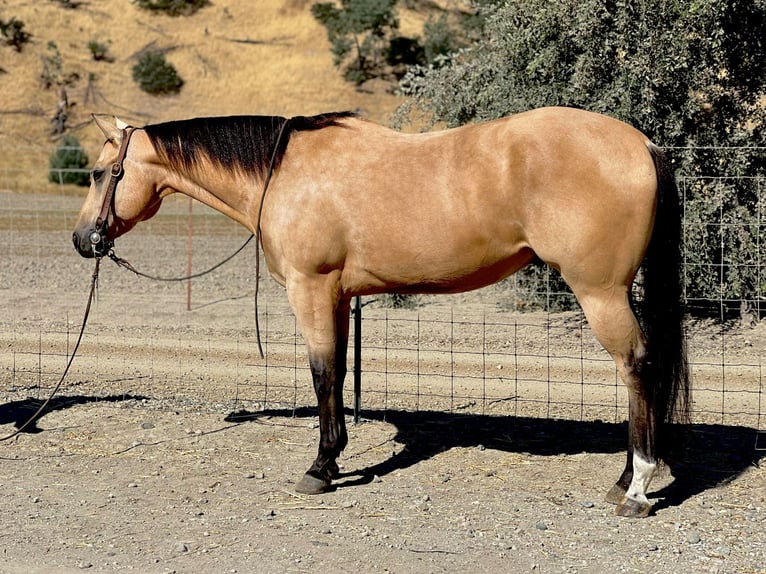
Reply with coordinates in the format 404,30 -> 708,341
0,394 -> 150,434
226,407 -> 764,513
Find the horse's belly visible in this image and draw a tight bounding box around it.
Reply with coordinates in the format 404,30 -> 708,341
348,240 -> 536,296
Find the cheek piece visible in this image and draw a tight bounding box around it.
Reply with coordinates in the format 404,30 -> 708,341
89,127 -> 135,257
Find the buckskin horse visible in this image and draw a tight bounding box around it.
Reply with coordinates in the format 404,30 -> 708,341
72,107 -> 690,517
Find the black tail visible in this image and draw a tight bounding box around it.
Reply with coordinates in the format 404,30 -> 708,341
641,143 -> 691,461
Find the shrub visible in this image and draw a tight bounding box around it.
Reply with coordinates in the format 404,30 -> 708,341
48,135 -> 90,186
54,0 -> 85,7
421,14 -> 462,66
134,0 -> 210,17
377,293 -> 420,309
88,40 -> 113,62
0,17 -> 31,52
312,0 -> 399,85
132,50 -> 183,95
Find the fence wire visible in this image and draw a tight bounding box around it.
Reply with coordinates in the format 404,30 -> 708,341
0,144 -> 764,443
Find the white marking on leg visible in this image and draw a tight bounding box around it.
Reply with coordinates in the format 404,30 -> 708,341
625,452 -> 656,507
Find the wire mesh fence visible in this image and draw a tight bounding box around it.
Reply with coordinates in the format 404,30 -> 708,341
0,143 -> 763,441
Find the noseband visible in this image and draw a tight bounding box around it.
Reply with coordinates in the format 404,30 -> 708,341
89,127 -> 136,257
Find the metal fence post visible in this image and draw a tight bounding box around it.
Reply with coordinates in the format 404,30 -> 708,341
353,295 -> 362,423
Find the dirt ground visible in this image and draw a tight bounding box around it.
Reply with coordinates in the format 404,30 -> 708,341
1,192 -> 765,573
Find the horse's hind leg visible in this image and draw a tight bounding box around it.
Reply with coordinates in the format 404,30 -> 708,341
575,288 -> 657,517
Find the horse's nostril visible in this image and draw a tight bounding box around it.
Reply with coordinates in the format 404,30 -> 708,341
72,231 -> 96,258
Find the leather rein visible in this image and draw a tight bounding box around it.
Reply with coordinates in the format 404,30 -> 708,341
97,120 -> 291,357
0,120 -> 286,441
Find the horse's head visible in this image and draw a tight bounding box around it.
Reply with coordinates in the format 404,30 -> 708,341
72,115 -> 164,258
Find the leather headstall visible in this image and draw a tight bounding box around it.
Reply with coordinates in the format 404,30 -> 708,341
90,127 -> 135,256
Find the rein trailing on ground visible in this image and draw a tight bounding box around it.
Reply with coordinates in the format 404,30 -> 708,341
0,259 -> 102,442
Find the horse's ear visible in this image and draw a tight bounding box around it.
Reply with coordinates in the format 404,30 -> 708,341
115,117 -> 130,130
92,114 -> 123,144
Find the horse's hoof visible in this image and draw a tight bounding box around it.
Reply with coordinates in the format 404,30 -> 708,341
295,473 -> 331,495
615,495 -> 652,518
605,484 -> 628,505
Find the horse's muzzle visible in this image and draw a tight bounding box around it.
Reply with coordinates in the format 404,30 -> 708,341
72,228 -> 112,259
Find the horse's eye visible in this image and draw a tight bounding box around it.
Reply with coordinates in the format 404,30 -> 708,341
92,168 -> 105,183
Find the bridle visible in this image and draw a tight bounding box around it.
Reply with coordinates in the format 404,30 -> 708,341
0,128 -> 137,441
96,118 -> 291,359
1,119 -> 287,441
89,126 -> 136,257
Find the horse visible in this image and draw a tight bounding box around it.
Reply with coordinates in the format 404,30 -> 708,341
73,107 -> 690,518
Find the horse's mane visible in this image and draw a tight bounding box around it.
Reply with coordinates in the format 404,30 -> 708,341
143,111 -> 355,178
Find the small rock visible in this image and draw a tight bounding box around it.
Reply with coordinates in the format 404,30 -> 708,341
534,522 -> 548,531
581,501 -> 595,508
174,542 -> 189,553
141,421 -> 155,430
78,562 -> 93,569
686,531 -> 701,544
715,545 -> 731,556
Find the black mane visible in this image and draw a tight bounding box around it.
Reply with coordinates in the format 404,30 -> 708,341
143,111 -> 355,178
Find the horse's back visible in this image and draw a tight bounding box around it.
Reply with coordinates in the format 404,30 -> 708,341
268,107 -> 658,296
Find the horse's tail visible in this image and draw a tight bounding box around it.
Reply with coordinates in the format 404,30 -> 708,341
641,143 -> 691,461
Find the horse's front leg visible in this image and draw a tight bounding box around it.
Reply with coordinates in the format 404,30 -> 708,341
288,274 -> 350,495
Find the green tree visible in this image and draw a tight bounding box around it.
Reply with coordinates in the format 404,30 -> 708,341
400,0 -> 766,316
48,135 -> 89,186
132,50 -> 184,95
313,1 -> 467,84
312,0 -> 400,84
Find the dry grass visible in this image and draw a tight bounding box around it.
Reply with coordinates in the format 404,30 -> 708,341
0,0 -> 410,192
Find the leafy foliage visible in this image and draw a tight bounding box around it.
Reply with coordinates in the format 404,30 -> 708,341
48,135 -> 89,186
52,0 -> 86,8
312,0 -> 465,84
0,17 -> 31,52
134,0 -> 210,17
400,0 -> 766,316
132,51 -> 184,95
377,293 -> 420,309
88,40 -> 113,62
312,0 -> 400,84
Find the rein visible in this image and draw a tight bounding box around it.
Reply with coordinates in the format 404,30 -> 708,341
1,119 -> 289,440
0,259 -> 102,442
103,118 -> 291,358
253,118 -> 290,358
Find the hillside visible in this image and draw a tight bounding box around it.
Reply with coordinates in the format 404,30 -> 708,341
0,0 -> 426,192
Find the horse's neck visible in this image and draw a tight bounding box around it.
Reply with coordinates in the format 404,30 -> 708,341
170,168 -> 260,232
